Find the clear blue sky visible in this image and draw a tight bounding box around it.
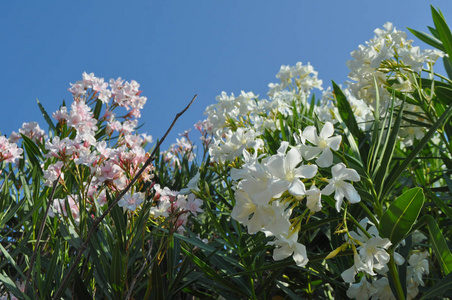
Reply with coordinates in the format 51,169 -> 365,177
1,1 -> 451,149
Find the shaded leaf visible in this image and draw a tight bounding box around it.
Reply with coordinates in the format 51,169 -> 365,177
380,187 -> 424,247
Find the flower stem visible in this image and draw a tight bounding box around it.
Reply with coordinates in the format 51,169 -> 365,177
388,251 -> 405,300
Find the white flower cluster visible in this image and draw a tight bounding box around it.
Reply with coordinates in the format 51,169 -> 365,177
346,22 -> 444,146
205,62 -> 323,163
230,122 -> 360,267
345,219 -> 430,300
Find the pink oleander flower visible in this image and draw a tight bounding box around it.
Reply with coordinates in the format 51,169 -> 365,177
18,121 -> 46,143
0,136 -> 23,164
43,161 -> 65,187
185,193 -> 203,217
118,191 -> 144,211
50,195 -> 80,225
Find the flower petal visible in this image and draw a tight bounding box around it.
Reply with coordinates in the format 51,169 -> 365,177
288,178 -> 306,197
319,121 -> 334,139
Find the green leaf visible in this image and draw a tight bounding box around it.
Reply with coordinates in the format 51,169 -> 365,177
407,27 -> 445,52
426,215 -> 452,275
373,97 -> 403,197
443,55 -> 452,80
380,187 -> 425,247
37,98 -> 57,132
383,103 -> 452,199
421,270 -> 452,299
427,189 -> 452,220
181,247 -> 249,297
332,81 -> 362,140
431,6 -> 452,66
0,271 -> 28,300
93,99 -> 103,120
419,78 -> 452,105
0,243 -> 26,281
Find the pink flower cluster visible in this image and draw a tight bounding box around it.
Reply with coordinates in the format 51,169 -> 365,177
0,136 -> 23,164
151,184 -> 203,234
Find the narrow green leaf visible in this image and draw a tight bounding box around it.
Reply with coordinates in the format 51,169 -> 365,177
37,99 -> 57,132
443,55 -> 452,80
308,93 -> 316,117
380,187 -> 425,247
181,247 -> 249,297
374,98 -> 403,197
428,25 -> 441,39
427,189 -> 452,220
0,272 -> 27,300
419,78 -> 452,105
334,112 -> 362,167
74,270 -> 93,300
426,215 -> 452,275
277,280 -> 303,300
0,197 -> 26,228
420,270 -> 452,299
332,81 -> 361,140
279,113 -> 287,141
43,242 -> 61,296
93,99 -> 103,120
383,104 -> 452,199
407,27 -> 445,51
0,244 -> 26,281
431,6 -> 452,63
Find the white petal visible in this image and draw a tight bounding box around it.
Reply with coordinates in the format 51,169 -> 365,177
294,164 -> 318,179
343,168 -> 360,182
321,183 -> 334,196
327,135 -> 342,151
285,148 -> 303,171
341,265 -> 357,283
320,121 -> 334,139
265,155 -> 286,180
334,191 -> 345,212
293,243 -> 309,266
267,179 -> 289,199
288,178 -> 306,197
331,163 -> 346,177
302,126 -> 319,145
277,141 -> 289,155
342,183 -> 361,203
273,244 -> 292,261
299,144 -> 322,161
316,148 -> 333,168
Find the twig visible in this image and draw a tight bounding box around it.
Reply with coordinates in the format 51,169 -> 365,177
24,176 -> 60,295
52,94 -> 197,300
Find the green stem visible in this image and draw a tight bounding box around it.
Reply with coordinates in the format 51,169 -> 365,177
388,251 -> 405,300
358,202 -> 379,226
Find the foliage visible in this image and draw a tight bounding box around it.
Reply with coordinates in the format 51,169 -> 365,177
1,5 -> 452,300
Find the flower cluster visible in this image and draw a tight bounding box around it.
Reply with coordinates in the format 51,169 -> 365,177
205,62 -> 323,163
230,122 -> 360,267
0,135 -> 23,164
346,22 -> 443,146
5,72 -> 204,235
344,219 -> 430,300
151,184 -> 203,234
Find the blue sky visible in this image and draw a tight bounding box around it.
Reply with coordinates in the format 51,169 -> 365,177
1,1 -> 451,150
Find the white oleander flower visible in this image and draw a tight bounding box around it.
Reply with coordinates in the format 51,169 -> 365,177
298,121 -> 342,167
322,163 -> 361,212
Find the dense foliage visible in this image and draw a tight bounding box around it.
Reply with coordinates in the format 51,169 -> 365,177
1,6 -> 452,300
